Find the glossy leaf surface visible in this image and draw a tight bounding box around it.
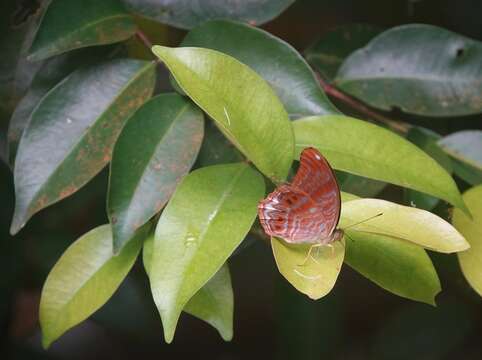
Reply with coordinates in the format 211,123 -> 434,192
453,185 -> 482,296
182,20 -> 338,117
340,199 -> 469,253
11,59 -> 155,234
40,225 -> 143,348
108,94 -> 204,251
122,0 -> 295,29
336,24 -> 482,116
28,0 -> 136,61
438,130 -> 482,171
149,163 -> 264,342
293,115 -> 466,212
143,234 -> 233,340
152,45 -> 294,183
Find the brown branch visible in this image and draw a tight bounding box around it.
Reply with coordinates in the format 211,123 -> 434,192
317,74 -> 412,135
135,29 -> 153,50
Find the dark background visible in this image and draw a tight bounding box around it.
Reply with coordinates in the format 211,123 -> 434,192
1,0 -> 481,359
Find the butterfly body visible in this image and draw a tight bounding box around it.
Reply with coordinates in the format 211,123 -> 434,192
258,147 -> 342,245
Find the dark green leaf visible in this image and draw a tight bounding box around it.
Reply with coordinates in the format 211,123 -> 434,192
345,231 -> 440,305
293,115 -> 467,213
108,93 -> 204,252
11,59 -> 155,234
305,23 -> 382,81
143,234 -> 233,341
336,24 -> 482,116
404,127 -> 453,210
336,170 -> 386,198
152,45 -> 294,183
438,130 -> 482,171
453,185 -> 482,296
149,163 -> 264,343
8,46 -> 119,165
196,121 -> 244,167
122,0 -> 295,29
40,224 -> 144,348
28,0 -> 136,61
452,158 -> 482,185
182,20 -> 338,118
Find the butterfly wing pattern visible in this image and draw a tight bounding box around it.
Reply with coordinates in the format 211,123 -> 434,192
258,147 -> 342,244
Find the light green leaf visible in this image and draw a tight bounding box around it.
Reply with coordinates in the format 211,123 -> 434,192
28,0 -> 136,61
143,234 -> 233,341
108,94 -> 204,252
293,115 -> 467,212
40,224 -> 144,348
453,185 -> 482,296
122,0 -> 295,29
340,198 -> 469,253
271,237 -> 345,300
438,130 -> 482,171
182,20 -> 338,117
149,163 -> 264,343
11,59 -> 155,235
336,24 -> 482,117
152,45 -> 294,183
344,231 -> 440,305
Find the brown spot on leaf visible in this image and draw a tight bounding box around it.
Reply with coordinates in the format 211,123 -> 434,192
59,185 -> 77,199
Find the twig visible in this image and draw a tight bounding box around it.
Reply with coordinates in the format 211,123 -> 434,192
316,74 -> 412,135
135,29 -> 153,50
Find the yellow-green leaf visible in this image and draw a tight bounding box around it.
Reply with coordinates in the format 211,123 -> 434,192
143,234 -> 233,341
271,237 -> 345,300
149,163 -> 264,342
293,115 -> 467,213
340,199 -> 469,253
40,225 -> 143,348
453,185 -> 482,296
152,45 -> 294,183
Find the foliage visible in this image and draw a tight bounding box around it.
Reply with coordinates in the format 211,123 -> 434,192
2,0 -> 482,348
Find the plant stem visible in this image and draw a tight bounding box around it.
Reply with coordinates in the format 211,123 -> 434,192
135,29 -> 153,50
317,74 -> 412,135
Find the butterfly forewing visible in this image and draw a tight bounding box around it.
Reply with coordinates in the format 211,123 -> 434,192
257,147 -> 341,244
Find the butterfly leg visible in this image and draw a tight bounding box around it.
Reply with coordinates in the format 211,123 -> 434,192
298,244 -> 324,266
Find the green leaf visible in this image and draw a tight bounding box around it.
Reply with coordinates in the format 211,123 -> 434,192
340,198 -> 469,253
336,170 -> 386,198
336,24 -> 482,117
452,158 -> 482,185
11,59 -> 155,234
196,121 -> 244,167
453,185 -> 482,296
271,237 -> 345,300
149,163 -> 264,343
305,23 -> 382,81
344,231 -> 440,305
404,127 -> 453,210
108,94 -> 204,252
8,46 -> 118,165
182,20 -> 338,118
152,45 -> 294,183
122,0 -> 295,29
40,224 -> 144,348
28,0 -> 136,61
438,130 -> 482,171
143,234 -> 233,341
293,115 -> 467,212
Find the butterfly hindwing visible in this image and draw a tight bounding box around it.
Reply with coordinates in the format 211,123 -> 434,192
258,185 -> 332,243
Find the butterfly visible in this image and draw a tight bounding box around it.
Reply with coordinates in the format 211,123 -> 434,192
258,147 -> 344,245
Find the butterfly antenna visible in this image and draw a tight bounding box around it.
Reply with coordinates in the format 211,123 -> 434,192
343,212 -> 383,231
